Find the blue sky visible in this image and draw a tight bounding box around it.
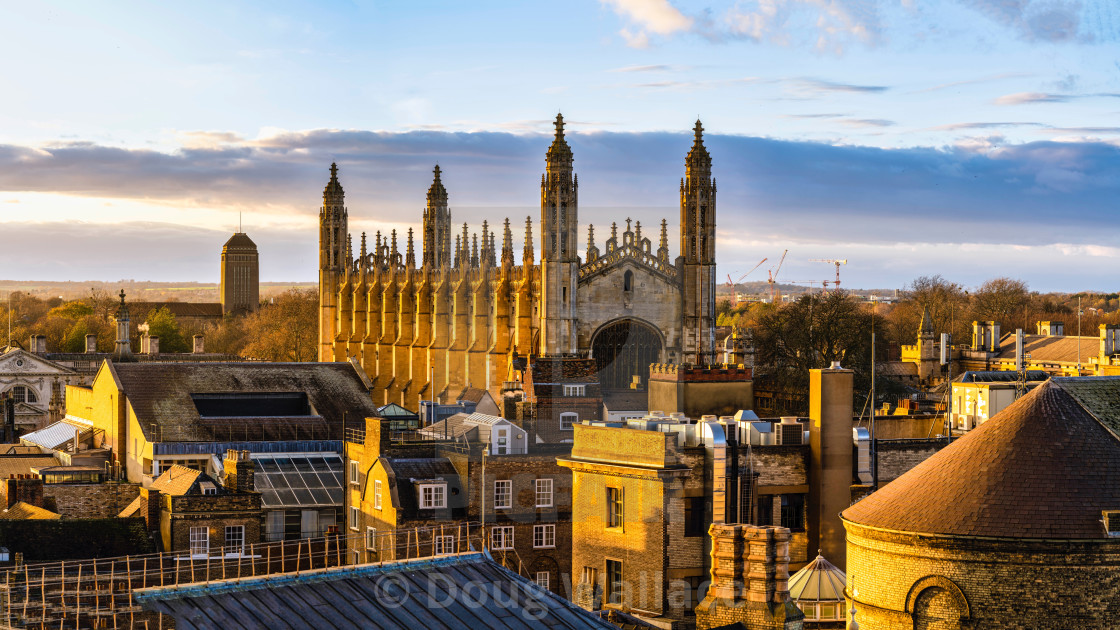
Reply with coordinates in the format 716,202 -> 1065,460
1,1 -> 1118,291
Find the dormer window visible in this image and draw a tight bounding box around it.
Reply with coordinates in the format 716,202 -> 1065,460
200,482 -> 217,495
564,385 -> 585,397
1103,511 -> 1120,537
420,483 -> 447,509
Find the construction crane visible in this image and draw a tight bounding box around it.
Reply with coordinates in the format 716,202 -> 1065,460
726,258 -> 767,289
809,258 -> 847,291
767,249 -> 788,303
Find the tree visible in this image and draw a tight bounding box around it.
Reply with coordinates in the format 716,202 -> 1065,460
894,275 -> 970,346
972,277 -> 1030,330
142,307 -> 189,353
240,289 -> 318,361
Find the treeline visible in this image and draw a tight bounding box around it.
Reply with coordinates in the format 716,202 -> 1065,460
719,276 -> 1120,354
2,288 -> 318,361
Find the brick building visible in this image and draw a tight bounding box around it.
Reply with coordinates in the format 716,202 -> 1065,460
843,376 -> 1120,629
527,355 -> 602,442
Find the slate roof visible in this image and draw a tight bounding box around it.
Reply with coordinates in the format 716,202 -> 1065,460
108,362 -> 378,442
843,377 -> 1120,539
382,458 -> 465,516
602,390 -> 648,411
958,370 -> 1050,383
530,356 -> 600,384
0,501 -> 61,520
135,552 -> 615,629
223,232 -> 257,249
994,333 -> 1097,364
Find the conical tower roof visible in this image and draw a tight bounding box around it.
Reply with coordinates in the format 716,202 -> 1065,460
843,377 -> 1120,539
788,552 -> 846,604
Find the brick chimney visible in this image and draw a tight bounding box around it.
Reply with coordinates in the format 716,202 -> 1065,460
192,334 -> 205,354
140,486 -> 162,533
695,524 -> 803,629
4,474 -> 45,509
223,449 -> 255,493
85,334 -> 98,353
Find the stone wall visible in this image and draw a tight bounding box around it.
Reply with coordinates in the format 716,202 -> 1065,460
45,482 -> 141,518
876,439 -> 946,484
845,520 -> 1120,629
165,492 -> 262,553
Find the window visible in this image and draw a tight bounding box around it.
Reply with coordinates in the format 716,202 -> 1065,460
351,550 -> 361,565
350,506 -> 360,531
435,535 -> 455,556
535,479 -> 553,508
491,526 -> 514,550
780,494 -> 805,531
684,497 -> 705,537
366,527 -> 377,551
494,480 -> 512,509
607,487 -> 623,529
349,460 -> 359,486
563,384 -> 585,397
224,525 -> 244,552
560,412 -> 578,430
606,559 -> 623,605
756,496 -> 774,526
536,571 -> 550,590
200,482 -> 217,495
301,510 -> 320,538
189,527 -> 209,557
623,270 -> 633,292
533,524 -> 555,548
8,386 -> 37,404
582,566 -> 598,588
265,511 -> 284,542
374,480 -> 382,510
420,483 -> 446,509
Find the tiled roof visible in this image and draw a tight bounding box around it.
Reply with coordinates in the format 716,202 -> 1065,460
383,458 -> 464,515
149,465 -> 204,496
119,495 -> 146,518
602,390 -> 648,410
3,446 -> 42,455
135,552 -> 615,629
108,362 -> 378,442
530,356 -> 600,383
843,377 -> 1120,539
0,456 -> 59,477
457,387 -> 488,403
994,333 -> 1097,364
0,501 -> 61,520
128,301 -> 224,319
959,370 -> 1049,383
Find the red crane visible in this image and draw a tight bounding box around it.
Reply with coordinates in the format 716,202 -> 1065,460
726,257 -> 767,289
809,258 -> 847,291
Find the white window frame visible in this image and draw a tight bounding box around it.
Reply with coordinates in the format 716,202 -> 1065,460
434,535 -> 455,556
533,524 -> 555,549
420,483 -> 446,509
350,506 -> 360,531
560,412 -> 578,430
366,526 -> 377,551
536,571 -> 550,590
189,526 -> 209,557
349,460 -> 359,485
535,478 -> 553,508
374,480 -> 383,510
491,526 -> 515,550
563,384 -> 585,397
224,525 -> 244,552
494,479 -> 512,510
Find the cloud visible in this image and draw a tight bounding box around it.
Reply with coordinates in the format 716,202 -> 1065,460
956,0 -> 1088,43
632,77 -> 760,90
791,79 -> 889,96
994,91 -> 1120,105
723,0 -> 884,53
931,121 -> 1047,130
601,0 -> 693,47
782,113 -> 850,119
4,127 -> 1120,290
911,73 -> 1034,94
840,118 -> 895,128
608,64 -> 679,73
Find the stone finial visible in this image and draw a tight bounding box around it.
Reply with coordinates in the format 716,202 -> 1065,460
455,234 -> 462,267
405,228 -> 416,268
523,216 -> 534,263
390,230 -> 398,257
360,231 -> 367,260
554,113 -> 565,139
501,218 -> 514,266
658,219 -> 670,261
471,233 -> 479,268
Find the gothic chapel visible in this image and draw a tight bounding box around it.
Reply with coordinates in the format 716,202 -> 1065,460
319,114 -> 718,408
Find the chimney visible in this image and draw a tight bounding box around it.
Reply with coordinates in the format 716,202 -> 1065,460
85,334 -> 98,353
4,475 -> 45,509
695,524 -> 802,629
971,321 -> 981,351
148,336 -> 159,356
29,335 -> 46,354
223,449 -> 255,493
989,321 -> 1000,352
1102,324 -> 1120,358
809,364 -> 853,570
193,334 -> 205,354
141,487 -> 161,533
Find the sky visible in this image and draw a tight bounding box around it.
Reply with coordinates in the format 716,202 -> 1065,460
1,0 -> 1119,292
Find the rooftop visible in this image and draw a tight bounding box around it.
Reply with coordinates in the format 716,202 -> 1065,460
0,501 -> 60,520
843,377 -> 1120,539
994,333 -> 1098,364
135,552 -> 614,629
788,553 -> 846,604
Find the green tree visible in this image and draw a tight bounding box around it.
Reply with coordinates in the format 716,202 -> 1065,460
142,307 -> 189,353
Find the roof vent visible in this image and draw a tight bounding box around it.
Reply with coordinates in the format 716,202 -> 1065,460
830,361 -> 842,369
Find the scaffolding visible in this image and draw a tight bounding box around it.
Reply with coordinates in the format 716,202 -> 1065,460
3,523 -> 488,629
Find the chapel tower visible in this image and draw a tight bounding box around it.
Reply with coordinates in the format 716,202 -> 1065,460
540,113 -> 579,354
423,165 -> 452,268
318,163 -> 348,362
680,120 -> 717,364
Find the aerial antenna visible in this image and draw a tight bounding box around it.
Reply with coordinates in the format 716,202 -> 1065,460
239,212 -> 242,233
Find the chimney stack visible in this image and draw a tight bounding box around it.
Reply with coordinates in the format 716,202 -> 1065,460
193,334 -> 205,354
3,475 -> 45,509
223,449 -> 255,493
85,334 -> 98,353
695,524 -> 802,629
29,335 -> 46,354
809,364 -> 853,570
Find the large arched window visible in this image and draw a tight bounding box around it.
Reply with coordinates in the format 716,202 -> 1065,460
6,386 -> 37,404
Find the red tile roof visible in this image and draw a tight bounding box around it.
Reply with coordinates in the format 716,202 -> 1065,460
843,377 -> 1120,539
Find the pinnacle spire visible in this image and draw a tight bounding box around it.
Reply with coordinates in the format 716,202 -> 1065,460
324,162 -> 344,201
502,218 -> 513,266
360,232 -> 367,259
523,216 -> 534,263
471,233 -> 479,268
406,228 -> 415,267
554,113 -> 565,139
587,224 -> 595,249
